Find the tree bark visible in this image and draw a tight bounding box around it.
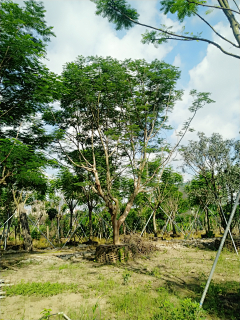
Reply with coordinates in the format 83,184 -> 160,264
172,220 -> 177,235
19,203 -> 33,251
69,206 -> 73,231
123,222 -> 126,235
111,214 -> 120,245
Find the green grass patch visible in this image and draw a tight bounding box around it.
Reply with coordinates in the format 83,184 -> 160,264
6,281 -> 79,297
88,277 -> 116,295
153,298 -> 205,320
110,286 -> 206,320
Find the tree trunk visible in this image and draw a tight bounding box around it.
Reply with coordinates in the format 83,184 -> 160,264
57,215 -> 60,243
17,215 -> 21,241
123,222 -> 126,235
205,207 -> 210,233
172,222 -> 177,235
69,207 -> 73,231
14,226 -> 17,245
112,214 -> 120,245
19,204 -> 33,251
153,211 -> 158,237
172,212 -> 177,235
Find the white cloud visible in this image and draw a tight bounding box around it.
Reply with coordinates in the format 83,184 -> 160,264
173,53 -> 182,67
42,0 -> 176,75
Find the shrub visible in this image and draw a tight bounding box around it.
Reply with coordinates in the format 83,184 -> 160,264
31,229 -> 41,240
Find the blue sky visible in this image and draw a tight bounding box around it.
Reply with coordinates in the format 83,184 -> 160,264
16,0 -> 240,180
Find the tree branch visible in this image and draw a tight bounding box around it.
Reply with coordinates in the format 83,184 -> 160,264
108,2 -> 240,59
186,0 -> 240,14
193,10 -> 239,47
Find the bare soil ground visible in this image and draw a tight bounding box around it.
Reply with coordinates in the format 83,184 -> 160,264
0,240 -> 239,320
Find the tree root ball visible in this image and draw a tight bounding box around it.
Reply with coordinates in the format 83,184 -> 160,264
95,244 -> 133,263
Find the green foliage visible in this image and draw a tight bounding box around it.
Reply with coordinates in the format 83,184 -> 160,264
0,0 -> 59,127
46,208 -> 58,221
6,281 -> 79,297
31,229 -> 41,240
160,0 -> 200,22
92,0 -> 139,30
0,0 -> 59,202
40,308 -> 52,320
0,139 -> 49,187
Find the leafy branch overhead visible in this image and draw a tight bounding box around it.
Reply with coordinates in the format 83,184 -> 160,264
92,0 -> 240,59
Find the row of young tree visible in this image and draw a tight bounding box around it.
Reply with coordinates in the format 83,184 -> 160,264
1,0 -> 239,250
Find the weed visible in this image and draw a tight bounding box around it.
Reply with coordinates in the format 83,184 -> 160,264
151,267 -> 161,278
144,280 -> 152,290
153,298 -> 205,320
39,308 -> 52,319
122,272 -> 131,285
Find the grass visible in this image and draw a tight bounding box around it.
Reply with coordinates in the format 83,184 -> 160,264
2,243 -> 240,320
110,285 -> 206,320
198,281 -> 240,320
6,281 -> 80,297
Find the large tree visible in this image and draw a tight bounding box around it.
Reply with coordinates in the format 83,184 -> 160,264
45,56 -> 213,244
92,0 -> 240,59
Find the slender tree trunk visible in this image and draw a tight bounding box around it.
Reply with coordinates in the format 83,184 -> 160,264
172,222 -> 177,235
57,215 -> 60,243
14,226 -> 17,245
153,211 -> 158,237
89,208 -> 93,240
4,219 -> 9,250
17,215 -> 21,242
69,207 -> 73,231
205,207 -> 210,233
19,203 -> 32,251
